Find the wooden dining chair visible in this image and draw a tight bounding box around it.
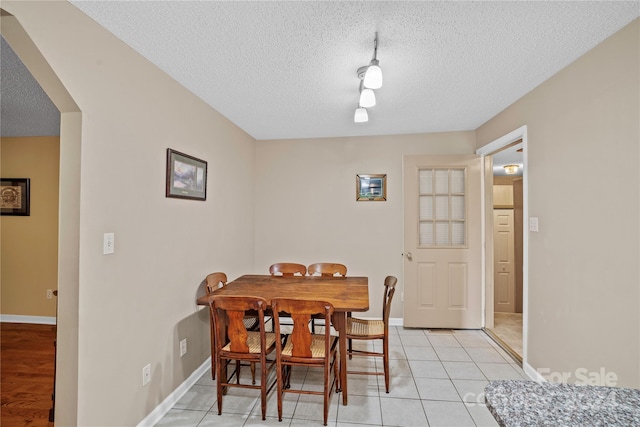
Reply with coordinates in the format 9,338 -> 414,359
307,263 -> 347,333
267,263 -> 307,330
210,295 -> 278,421
271,298 -> 339,426
346,275 -> 397,393
205,272 -> 259,381
268,262 -> 307,276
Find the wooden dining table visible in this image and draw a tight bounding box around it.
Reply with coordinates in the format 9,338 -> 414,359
196,274 -> 370,405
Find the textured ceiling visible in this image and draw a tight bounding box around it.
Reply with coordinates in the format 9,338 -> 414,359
68,1 -> 639,140
2,1 -> 639,144
0,37 -> 60,137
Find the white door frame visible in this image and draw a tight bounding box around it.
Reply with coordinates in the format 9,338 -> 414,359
476,125 -> 528,363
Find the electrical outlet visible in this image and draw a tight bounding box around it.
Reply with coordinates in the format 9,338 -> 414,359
180,339 -> 187,357
142,364 -> 151,386
47,289 -> 53,299
103,232 -> 115,255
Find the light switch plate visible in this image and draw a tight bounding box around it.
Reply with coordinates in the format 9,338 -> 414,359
529,217 -> 539,232
103,232 -> 115,254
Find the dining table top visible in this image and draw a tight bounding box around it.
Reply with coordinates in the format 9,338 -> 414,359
196,274 -> 369,312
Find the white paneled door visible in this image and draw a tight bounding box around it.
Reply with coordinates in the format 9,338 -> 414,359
494,209 -> 515,313
403,155 -> 482,328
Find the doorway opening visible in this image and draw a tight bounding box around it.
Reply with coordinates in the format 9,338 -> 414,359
476,126 -> 528,365
486,141 -> 523,362
1,9 -> 82,425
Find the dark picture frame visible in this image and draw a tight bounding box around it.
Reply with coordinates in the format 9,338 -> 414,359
166,149 -> 207,200
1,178 -> 31,216
356,174 -> 387,201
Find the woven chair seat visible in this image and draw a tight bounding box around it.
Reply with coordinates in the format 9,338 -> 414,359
243,316 -> 260,330
347,317 -> 384,336
282,335 -> 337,358
222,331 -> 277,353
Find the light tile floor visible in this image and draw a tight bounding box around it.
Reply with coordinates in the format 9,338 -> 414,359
155,328 -> 529,426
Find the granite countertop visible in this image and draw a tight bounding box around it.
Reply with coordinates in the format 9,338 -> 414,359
485,380 -> 640,427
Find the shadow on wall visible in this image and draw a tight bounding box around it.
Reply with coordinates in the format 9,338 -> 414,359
137,278 -> 211,421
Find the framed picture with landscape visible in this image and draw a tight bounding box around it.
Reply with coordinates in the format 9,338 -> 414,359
1,178 -> 31,216
356,174 -> 387,201
165,149 -> 207,201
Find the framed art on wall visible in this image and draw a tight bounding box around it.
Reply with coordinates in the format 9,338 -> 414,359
356,174 -> 387,201
1,178 -> 31,216
166,149 -> 207,200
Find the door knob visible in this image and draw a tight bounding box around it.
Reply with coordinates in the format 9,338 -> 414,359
406,252 -> 413,261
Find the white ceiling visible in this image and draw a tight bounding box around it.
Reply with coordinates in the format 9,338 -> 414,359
2,1 -> 638,144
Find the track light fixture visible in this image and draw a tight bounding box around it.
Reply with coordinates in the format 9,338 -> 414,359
354,32 -> 382,123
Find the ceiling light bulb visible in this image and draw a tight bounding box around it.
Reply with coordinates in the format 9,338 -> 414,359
354,106 -> 368,123
504,164 -> 519,175
363,60 -> 382,89
359,88 -> 376,108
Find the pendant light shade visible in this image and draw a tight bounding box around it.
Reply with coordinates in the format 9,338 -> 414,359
359,87 -> 376,108
354,106 -> 369,123
363,60 -> 383,89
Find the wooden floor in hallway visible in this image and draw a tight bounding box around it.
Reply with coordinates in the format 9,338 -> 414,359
1,323 -> 56,427
492,312 -> 523,358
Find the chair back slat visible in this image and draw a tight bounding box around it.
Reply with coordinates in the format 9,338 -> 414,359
206,272 -> 228,294
307,263 -> 347,277
227,311 -> 250,353
269,263 -> 307,276
290,315 -> 313,357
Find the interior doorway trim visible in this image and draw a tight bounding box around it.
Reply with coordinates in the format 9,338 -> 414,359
476,125 -> 529,365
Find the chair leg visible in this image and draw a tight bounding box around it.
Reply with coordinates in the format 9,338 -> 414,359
348,338 -> 353,359
260,360 -> 267,420
334,353 -> 340,393
251,362 -> 256,385
210,321 -> 216,380
276,363 -> 284,422
324,362 -> 333,426
283,365 -> 291,389
217,358 -> 224,415
383,337 -> 390,393
211,353 -> 216,380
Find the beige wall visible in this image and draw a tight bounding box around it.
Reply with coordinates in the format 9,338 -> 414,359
2,2 -> 256,426
255,132 -> 476,319
1,136 -> 59,318
477,19 -> 640,388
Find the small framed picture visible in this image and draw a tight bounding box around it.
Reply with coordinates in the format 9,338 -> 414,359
356,174 -> 387,201
1,178 -> 30,216
166,149 -> 207,200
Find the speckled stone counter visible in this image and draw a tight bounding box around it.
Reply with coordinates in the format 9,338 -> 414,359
484,380 -> 640,427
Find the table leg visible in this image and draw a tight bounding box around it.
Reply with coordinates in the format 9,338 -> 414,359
332,312 -> 348,405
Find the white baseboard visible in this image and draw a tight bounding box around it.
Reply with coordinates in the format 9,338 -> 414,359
523,360 -> 545,382
137,358 -> 210,427
0,315 -> 56,325
389,317 -> 403,326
